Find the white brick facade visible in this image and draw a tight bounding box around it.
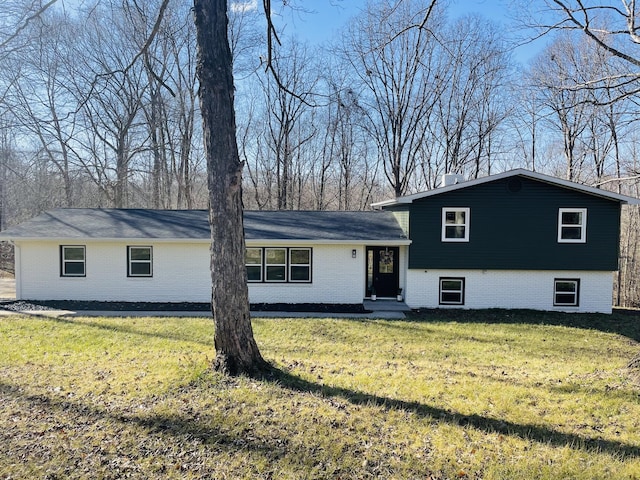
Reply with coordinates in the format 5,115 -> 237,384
247,244 -> 366,304
14,240 -> 369,304
13,240 -> 614,313
16,241 -> 212,302
405,269 -> 614,314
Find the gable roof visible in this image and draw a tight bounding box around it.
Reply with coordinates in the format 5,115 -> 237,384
0,208 -> 410,245
372,168 -> 640,207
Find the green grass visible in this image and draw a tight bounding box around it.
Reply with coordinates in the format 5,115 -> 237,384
1,309 -> 639,479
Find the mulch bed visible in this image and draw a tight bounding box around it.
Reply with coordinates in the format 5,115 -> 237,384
0,300 -> 369,314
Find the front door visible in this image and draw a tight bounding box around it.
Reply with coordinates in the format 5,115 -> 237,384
366,246 -> 399,298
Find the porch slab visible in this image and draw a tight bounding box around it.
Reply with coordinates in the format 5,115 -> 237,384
363,299 -> 411,312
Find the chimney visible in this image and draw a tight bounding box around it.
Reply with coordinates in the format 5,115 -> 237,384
441,173 -> 465,187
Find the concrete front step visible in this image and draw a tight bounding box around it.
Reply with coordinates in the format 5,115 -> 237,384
363,299 -> 411,312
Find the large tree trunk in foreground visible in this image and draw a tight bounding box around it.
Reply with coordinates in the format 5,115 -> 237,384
193,0 -> 267,375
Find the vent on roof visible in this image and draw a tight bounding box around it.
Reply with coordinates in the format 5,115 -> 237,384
441,173 -> 465,187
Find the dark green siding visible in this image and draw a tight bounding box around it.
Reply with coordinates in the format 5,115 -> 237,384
404,176 -> 621,271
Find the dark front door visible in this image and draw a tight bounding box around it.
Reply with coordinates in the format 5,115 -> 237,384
366,246 -> 399,298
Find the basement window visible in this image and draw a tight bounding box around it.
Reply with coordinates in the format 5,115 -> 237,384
439,277 -> 465,305
554,279 -> 580,307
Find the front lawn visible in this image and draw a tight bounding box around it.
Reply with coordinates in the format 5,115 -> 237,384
1,310 -> 639,479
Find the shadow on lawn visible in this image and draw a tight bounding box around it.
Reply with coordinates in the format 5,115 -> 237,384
405,308 -> 640,343
28,314 -> 212,347
2,369 -> 640,469
262,366 -> 640,459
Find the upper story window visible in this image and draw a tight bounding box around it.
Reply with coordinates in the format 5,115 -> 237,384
127,246 -> 153,277
558,208 -> 587,243
61,245 -> 86,277
442,207 -> 470,242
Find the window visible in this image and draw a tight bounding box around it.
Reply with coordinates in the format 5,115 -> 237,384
245,248 -> 263,282
289,248 -> 311,282
442,207 -> 470,242
265,248 -> 287,282
554,279 -> 580,307
247,247 -> 313,283
127,246 -> 152,277
558,208 -> 587,243
61,246 -> 86,277
439,277 -> 465,305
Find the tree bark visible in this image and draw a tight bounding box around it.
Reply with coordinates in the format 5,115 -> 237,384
193,0 -> 267,375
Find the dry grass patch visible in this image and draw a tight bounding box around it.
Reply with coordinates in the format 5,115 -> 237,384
0,310 -> 639,479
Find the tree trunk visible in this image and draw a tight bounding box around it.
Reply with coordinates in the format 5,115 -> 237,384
193,0 -> 267,375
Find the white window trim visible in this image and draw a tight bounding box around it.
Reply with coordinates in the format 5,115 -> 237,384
439,277 -> 465,305
554,279 -> 580,307
127,246 -> 153,277
441,207 -> 470,242
289,248 -> 312,283
557,208 -> 587,243
61,245 -> 86,277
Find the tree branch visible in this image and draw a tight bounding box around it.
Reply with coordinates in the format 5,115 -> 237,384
0,0 -> 59,50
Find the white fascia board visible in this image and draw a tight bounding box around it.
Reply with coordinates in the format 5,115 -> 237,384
4,237 -> 211,243
245,239 -> 411,246
372,168 -> 640,207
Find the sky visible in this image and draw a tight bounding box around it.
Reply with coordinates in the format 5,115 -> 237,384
261,0 -> 545,65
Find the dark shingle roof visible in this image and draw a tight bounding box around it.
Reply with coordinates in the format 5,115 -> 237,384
0,208 -> 408,243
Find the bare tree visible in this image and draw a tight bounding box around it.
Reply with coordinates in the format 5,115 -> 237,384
3,7 -> 82,207
0,0 -> 58,61
534,1 -> 640,100
528,33 -> 595,181
261,41 -> 318,209
67,2 -> 149,208
339,0 -> 441,197
193,0 -> 267,375
431,14 -> 512,180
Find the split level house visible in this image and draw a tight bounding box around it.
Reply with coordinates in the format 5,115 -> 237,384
1,168 -> 638,313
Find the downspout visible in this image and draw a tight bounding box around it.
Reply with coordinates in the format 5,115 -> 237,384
10,241 -> 20,300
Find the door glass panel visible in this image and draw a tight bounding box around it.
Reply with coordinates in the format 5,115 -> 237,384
378,249 -> 394,274
367,249 -> 374,291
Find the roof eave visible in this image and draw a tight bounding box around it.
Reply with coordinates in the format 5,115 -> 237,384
372,169 -> 640,206
4,236 -> 411,245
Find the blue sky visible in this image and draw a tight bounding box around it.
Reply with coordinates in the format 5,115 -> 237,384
262,0 -> 544,65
